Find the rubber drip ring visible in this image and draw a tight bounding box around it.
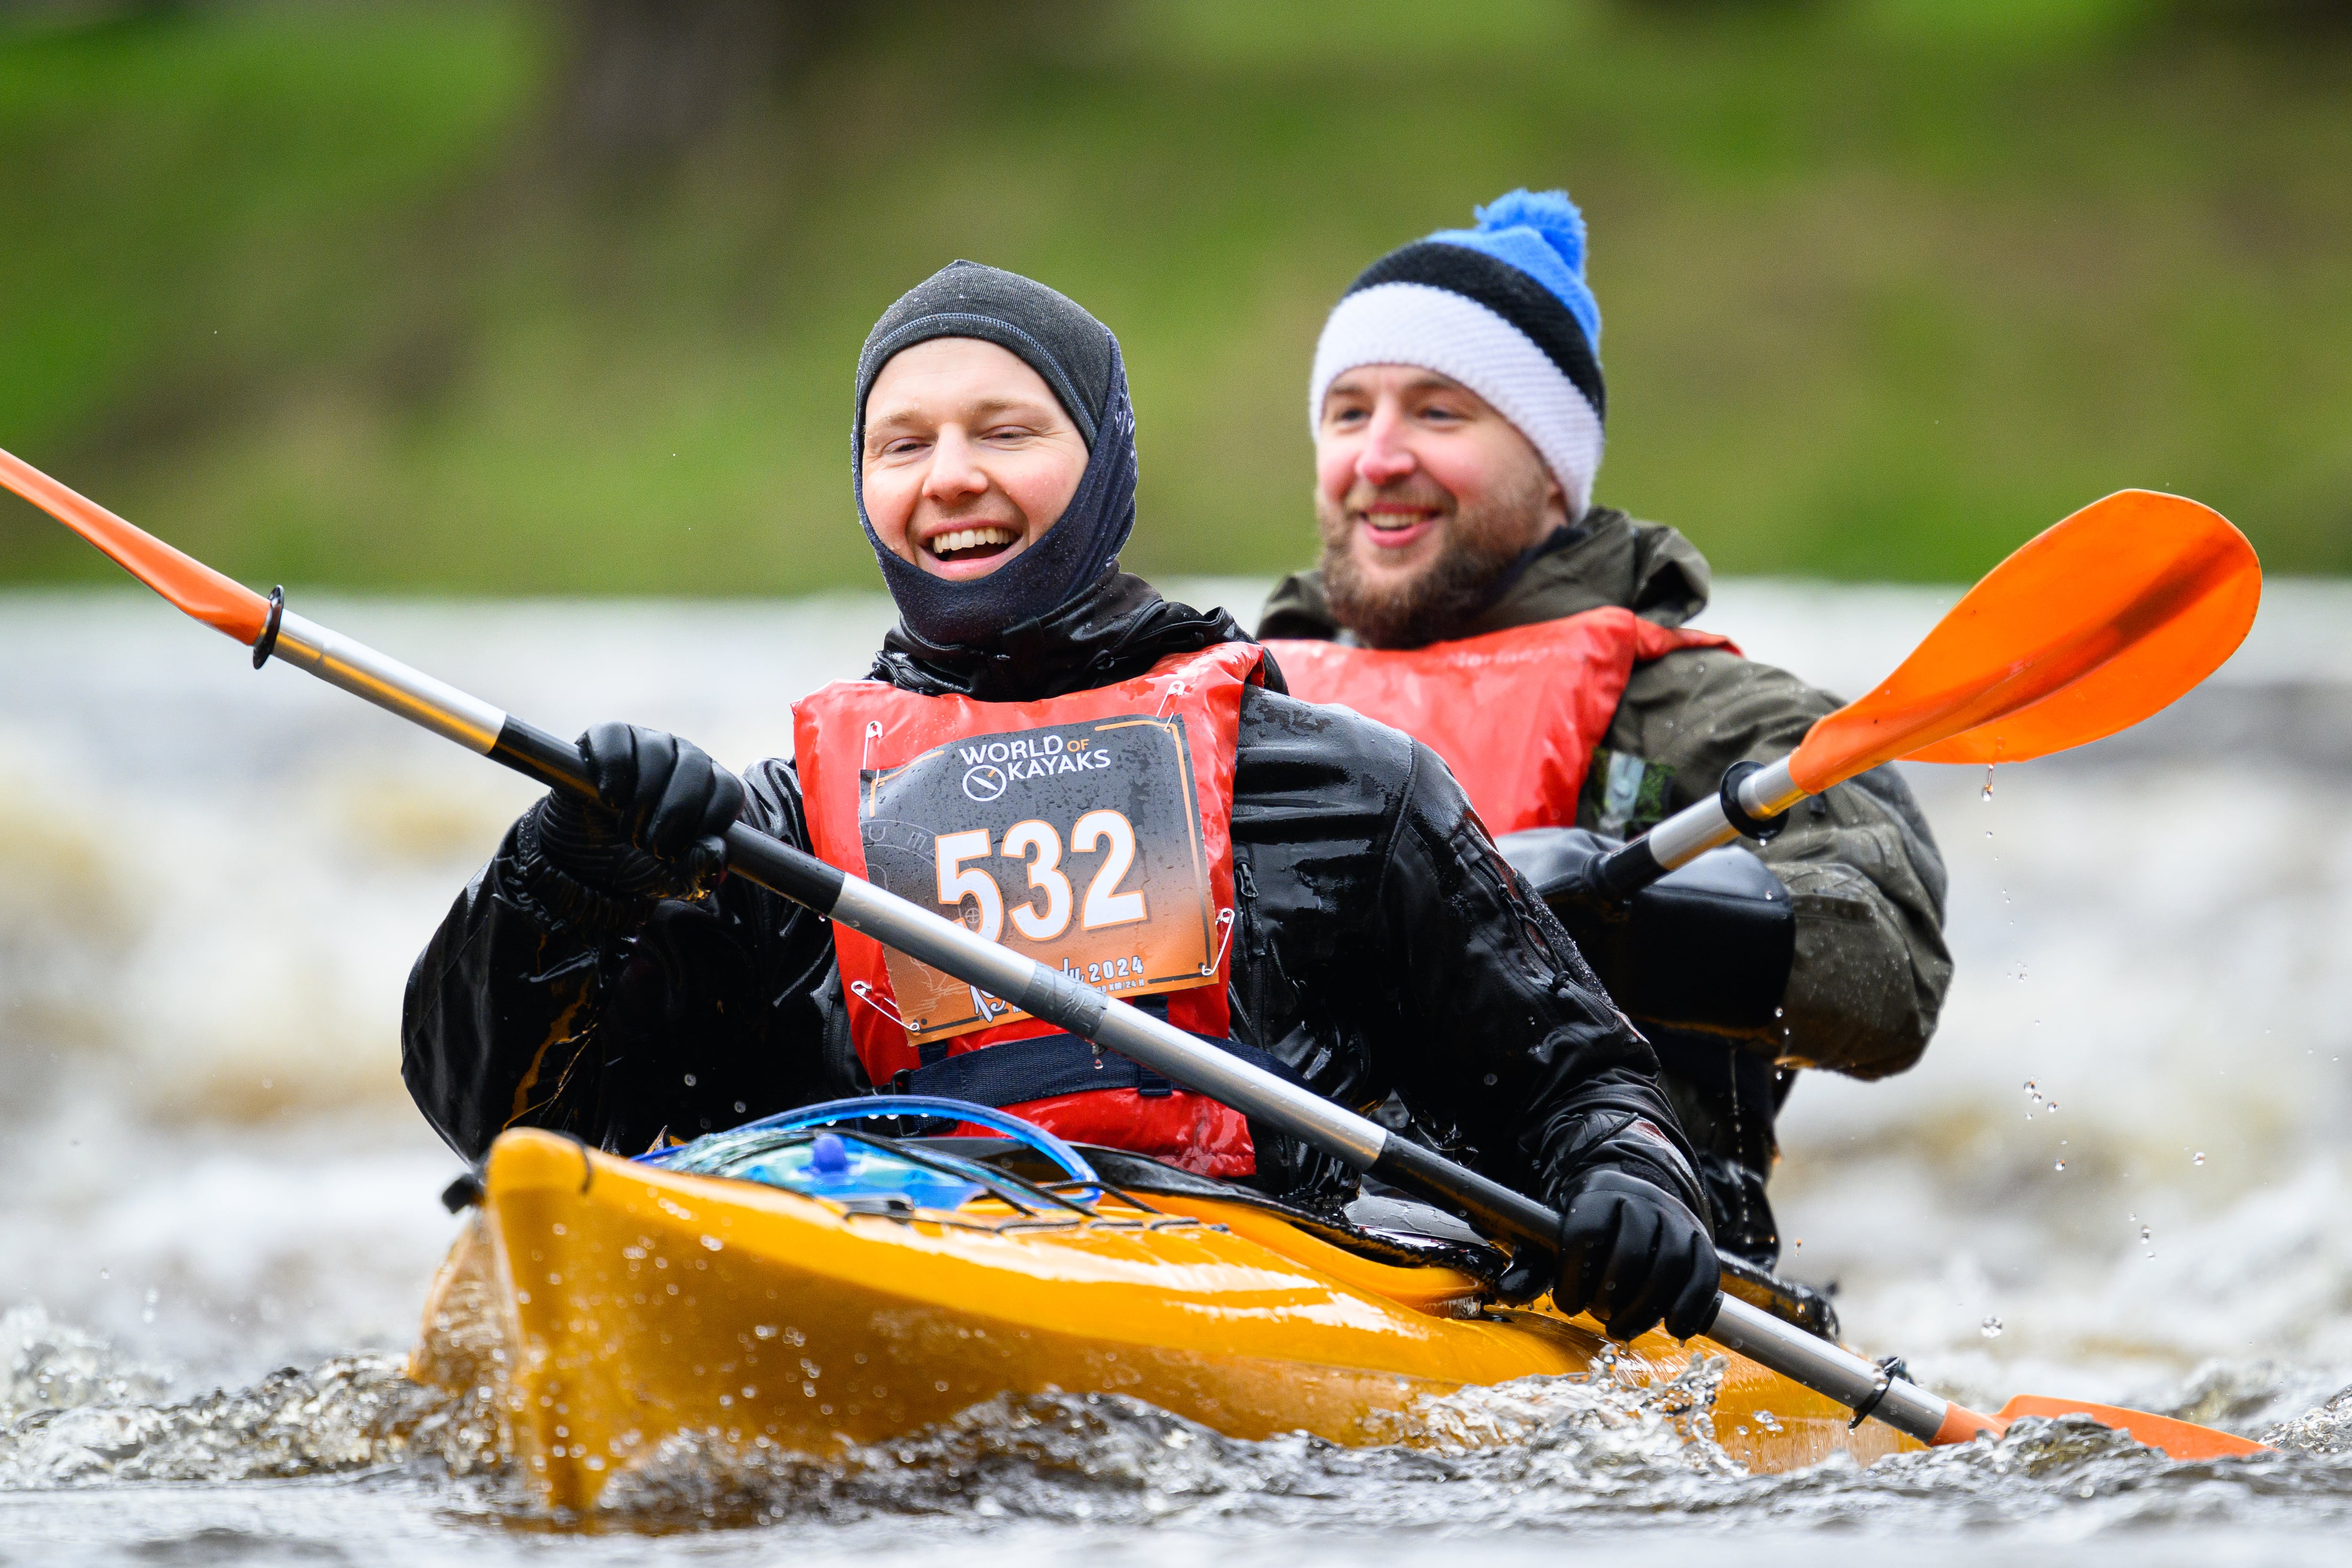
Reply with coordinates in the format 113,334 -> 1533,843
1719,758 -> 1791,843
252,586 -> 285,669
1848,1370 -> 1895,1430
1847,1375 -> 1892,1429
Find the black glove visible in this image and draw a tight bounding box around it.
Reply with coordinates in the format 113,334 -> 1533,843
531,722 -> 745,899
1542,1168 -> 1721,1343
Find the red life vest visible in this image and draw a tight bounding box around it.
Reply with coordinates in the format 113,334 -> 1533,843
795,642 -> 1266,1177
1265,609 -> 1736,836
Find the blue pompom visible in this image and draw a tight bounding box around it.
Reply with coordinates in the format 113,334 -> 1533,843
1421,187 -> 1603,356
1472,189 -> 1586,279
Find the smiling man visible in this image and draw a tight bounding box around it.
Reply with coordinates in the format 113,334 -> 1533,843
402,261 -> 1730,1343
1258,193 -> 1953,1268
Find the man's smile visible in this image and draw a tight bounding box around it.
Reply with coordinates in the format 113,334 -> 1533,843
1355,501 -> 1446,552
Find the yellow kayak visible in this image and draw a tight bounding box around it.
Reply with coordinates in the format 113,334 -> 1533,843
407,1102 -> 1912,1510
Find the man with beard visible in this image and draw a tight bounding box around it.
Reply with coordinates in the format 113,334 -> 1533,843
403,260 -> 1725,1344
1258,192 -> 1951,1268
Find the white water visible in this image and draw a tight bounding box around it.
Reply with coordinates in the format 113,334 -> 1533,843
3,581 -> 2350,1564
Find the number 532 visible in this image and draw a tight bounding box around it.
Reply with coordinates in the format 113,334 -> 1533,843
934,811 -> 1145,942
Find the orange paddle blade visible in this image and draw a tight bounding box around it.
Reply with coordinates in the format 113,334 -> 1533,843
1933,1395 -> 2268,1460
1995,1396 -> 2270,1461
1789,491 -> 2259,794
0,444 -> 269,645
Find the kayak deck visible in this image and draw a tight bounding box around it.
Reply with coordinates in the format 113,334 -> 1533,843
409,1129 -> 1912,1510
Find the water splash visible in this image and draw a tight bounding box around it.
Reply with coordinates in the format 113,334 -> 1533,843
591,1371 -> 1743,1533
0,1352 -> 503,1490
9,590 -> 2352,1558
2,1302 -> 172,1423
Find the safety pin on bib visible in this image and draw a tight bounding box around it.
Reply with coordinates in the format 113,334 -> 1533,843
849,979 -> 913,1033
1200,907 -> 1235,977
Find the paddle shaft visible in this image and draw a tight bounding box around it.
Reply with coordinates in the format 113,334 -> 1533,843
256,597 -> 1980,1447
1595,757 -> 1806,899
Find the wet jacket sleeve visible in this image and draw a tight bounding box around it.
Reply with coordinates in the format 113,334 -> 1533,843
1367,736 -> 1709,1215
399,758 -> 838,1160
1600,649 -> 1952,1079
1229,692 -> 1707,1218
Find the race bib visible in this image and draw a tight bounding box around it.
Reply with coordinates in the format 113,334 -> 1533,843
856,711 -> 1220,1046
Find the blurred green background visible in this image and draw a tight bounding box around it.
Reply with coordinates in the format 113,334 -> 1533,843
1,0 -> 2347,595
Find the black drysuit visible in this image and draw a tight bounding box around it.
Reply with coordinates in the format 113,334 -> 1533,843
400,573 -> 1707,1220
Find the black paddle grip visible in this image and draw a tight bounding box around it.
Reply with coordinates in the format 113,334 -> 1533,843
488,716 -> 596,795
1370,1135 -> 1560,1253
1595,836 -> 1665,901
486,716 -> 846,916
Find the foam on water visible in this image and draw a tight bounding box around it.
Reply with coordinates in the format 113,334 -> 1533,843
4,582 -> 2352,1563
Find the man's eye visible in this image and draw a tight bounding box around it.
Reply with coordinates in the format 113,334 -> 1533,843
1327,407 -> 1369,428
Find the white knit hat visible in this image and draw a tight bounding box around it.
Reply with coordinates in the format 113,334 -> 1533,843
1309,190 -> 1606,519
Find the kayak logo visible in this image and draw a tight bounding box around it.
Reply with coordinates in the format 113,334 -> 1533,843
954,733 -> 1111,797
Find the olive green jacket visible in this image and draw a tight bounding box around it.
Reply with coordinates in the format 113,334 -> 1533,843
1257,509 -> 1951,1080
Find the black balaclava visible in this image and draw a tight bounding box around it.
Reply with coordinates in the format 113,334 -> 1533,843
853,261 -> 1137,650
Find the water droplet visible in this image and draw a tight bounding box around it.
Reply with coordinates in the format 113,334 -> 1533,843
1980,768 -> 1995,803
2053,1159 -> 2066,1171
2140,1224 -> 2153,1243
1981,1315 -> 2003,1338
682,1073 -> 698,1087
2045,1102 -> 2057,1115
2193,1152 -> 2206,1166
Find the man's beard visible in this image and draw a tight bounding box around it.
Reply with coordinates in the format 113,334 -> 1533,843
1315,470 -> 1549,650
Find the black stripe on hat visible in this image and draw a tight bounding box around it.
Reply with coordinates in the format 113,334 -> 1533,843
1347,242 -> 1605,422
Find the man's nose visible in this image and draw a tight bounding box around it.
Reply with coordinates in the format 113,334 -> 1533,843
923,427 -> 990,502
1356,403 -> 1417,485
